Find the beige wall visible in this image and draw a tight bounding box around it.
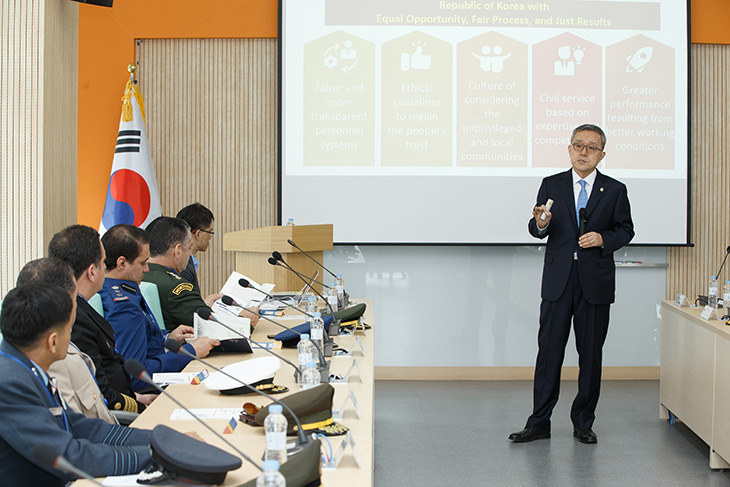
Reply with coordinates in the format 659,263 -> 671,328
0,0 -> 78,296
137,39 -> 278,295
667,45 -> 730,301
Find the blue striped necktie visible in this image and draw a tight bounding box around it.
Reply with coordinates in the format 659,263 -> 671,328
576,180 -> 588,225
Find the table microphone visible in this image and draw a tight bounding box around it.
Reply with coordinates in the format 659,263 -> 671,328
268,256 -> 336,317
288,239 -> 338,279
237,279 -> 314,318
715,245 -> 730,279
269,255 -> 333,291
196,308 -> 304,380
221,294 -> 328,368
124,359 -> 262,471
32,443 -> 104,486
164,338 -> 309,447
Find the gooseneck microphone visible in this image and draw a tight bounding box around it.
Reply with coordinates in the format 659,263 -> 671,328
288,239 -> 338,279
196,308 -> 303,379
32,444 -> 104,486
124,359 -> 262,472
268,256 -> 336,317
236,279 -> 314,318
715,245 -> 730,279
163,338 -> 309,446
269,256 -> 333,291
578,207 -> 587,237
219,296 -> 327,368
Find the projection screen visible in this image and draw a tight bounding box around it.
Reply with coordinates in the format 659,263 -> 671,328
280,0 -> 690,245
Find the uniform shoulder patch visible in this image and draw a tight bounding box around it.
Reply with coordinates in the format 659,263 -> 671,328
172,283 -> 194,295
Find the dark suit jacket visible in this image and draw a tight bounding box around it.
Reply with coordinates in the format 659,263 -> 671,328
180,255 -> 200,290
71,297 -> 145,412
0,341 -> 151,485
528,169 -> 634,304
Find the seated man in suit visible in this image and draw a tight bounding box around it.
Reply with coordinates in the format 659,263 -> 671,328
48,225 -> 154,412
176,202 -> 215,291
0,284 -> 153,485
16,258 -> 115,423
99,224 -> 219,391
142,216 -> 259,330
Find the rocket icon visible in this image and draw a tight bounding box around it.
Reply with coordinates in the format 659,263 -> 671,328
626,47 -> 653,73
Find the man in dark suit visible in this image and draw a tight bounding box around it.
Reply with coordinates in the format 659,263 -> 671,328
48,225 -> 156,413
176,202 -> 215,291
509,124 -> 634,444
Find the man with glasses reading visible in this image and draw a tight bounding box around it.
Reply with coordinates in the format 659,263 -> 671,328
509,124 -> 634,445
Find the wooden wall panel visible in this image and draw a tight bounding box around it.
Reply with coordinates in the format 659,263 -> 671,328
137,39 -> 278,295
0,0 -> 77,297
667,45 -> 730,301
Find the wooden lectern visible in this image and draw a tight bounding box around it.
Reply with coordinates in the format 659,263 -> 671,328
222,224 -> 333,292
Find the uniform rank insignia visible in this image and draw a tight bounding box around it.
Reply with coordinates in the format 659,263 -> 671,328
167,271 -> 182,280
112,286 -> 129,301
120,283 -> 137,294
172,283 -> 194,295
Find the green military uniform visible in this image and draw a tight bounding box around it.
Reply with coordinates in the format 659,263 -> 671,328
142,263 -> 210,331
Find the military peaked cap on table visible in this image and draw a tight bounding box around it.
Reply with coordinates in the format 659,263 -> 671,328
136,425 -> 241,485
239,438 -> 323,487
203,356 -> 288,395
239,383 -> 348,436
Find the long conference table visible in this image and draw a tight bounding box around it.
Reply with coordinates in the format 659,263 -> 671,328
75,299 -> 374,486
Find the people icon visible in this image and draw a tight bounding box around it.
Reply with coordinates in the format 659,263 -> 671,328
472,45 -> 511,73
340,40 -> 357,59
554,45 -> 576,76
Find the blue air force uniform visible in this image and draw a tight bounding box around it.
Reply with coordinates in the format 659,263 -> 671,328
0,341 -> 152,485
99,278 -> 194,391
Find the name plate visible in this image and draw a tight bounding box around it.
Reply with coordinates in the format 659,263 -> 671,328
673,294 -> 689,307
700,305 -> 720,321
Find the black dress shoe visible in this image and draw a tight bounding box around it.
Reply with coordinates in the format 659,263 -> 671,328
509,427 -> 551,442
573,428 -> 597,444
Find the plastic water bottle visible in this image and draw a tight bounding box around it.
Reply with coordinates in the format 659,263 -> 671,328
326,284 -> 338,310
256,460 -> 286,487
301,361 -> 320,390
335,274 -> 345,309
297,333 -> 314,374
724,281 -> 730,316
304,296 -> 316,322
309,312 -> 325,355
709,275 -> 719,308
264,405 -> 288,465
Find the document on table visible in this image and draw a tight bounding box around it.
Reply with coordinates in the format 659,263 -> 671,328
170,408 -> 242,421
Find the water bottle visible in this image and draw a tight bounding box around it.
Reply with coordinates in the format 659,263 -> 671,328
264,404 -> 288,465
709,275 -> 719,309
297,333 -> 314,373
304,296 -> 316,322
256,460 -> 286,487
335,274 -> 345,309
301,361 -> 320,390
286,218 -> 295,226
724,281 -> 730,316
326,284 -> 338,310
309,312 -> 325,355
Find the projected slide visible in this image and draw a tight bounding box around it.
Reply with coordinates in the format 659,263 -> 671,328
282,0 -> 689,244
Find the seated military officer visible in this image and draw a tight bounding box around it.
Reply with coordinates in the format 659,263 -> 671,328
99,224 -> 219,391
141,216 -> 259,330
48,225 -> 153,413
16,257 -> 116,423
0,284 -> 153,485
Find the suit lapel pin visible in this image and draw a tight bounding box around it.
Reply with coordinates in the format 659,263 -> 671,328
600,187 -> 604,192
